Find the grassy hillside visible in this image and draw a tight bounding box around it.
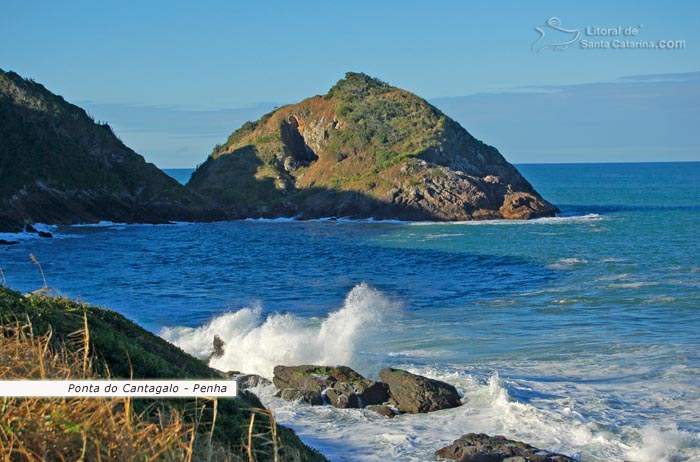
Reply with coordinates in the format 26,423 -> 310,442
188,72 -> 558,221
0,286 -> 326,462
0,69 -> 222,232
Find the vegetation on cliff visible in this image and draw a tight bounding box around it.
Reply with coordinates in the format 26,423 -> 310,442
188,72 -> 558,221
0,285 -> 325,461
0,69 -> 222,232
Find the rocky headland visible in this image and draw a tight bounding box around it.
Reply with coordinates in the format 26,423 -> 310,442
0,69 -> 557,232
0,68 -> 223,232
188,72 -> 559,221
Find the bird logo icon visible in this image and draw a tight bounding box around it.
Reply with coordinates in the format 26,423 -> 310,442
532,17 -> 581,53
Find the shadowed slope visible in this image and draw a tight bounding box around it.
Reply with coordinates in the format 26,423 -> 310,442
0,69 -> 223,232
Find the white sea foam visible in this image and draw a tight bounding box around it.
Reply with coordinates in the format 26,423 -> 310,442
71,220 -> 129,228
243,216 -> 301,223
608,282 -> 659,289
0,223 -> 64,242
70,221 -> 194,228
243,213 -> 608,227
161,285 -> 700,462
242,216 -> 407,224
624,424 -> 700,462
424,233 -> 466,240
547,257 -> 588,270
160,283 -> 401,378
410,213 -> 605,226
247,365 -> 700,462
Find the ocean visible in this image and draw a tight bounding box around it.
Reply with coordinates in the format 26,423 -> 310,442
1,162 -> 698,462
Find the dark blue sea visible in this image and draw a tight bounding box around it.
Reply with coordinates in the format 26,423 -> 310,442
1,162 -> 698,462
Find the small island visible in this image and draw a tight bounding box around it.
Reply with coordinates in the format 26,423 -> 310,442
188,72 -> 558,221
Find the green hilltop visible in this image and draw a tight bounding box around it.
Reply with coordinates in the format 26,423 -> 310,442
187,72 -> 558,221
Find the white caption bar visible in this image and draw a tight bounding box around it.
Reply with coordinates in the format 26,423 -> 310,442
0,380 -> 237,398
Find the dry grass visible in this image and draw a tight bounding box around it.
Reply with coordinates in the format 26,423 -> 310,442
0,314 -> 297,462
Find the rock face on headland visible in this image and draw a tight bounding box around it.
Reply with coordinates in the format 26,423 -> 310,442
0,69 -> 222,232
188,72 -> 558,221
435,433 -> 577,462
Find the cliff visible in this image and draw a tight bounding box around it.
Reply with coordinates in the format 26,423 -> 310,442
188,72 -> 558,221
0,69 -> 222,232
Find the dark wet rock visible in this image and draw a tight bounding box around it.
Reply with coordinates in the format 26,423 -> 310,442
211,334 -> 225,358
0,239 -> 19,246
379,367 -> 461,414
434,433 -> 577,462
23,224 -> 51,237
366,404 -> 397,418
236,374 -> 272,389
273,365 -> 389,409
276,388 -> 324,405
324,383 -> 361,408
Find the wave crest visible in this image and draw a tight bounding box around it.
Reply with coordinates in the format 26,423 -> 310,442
160,283 -> 400,378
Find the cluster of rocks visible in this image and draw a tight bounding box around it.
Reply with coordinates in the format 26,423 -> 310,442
0,224 -> 52,246
435,433 -> 576,462
24,224 -> 52,238
232,365 -> 578,461
271,364 -> 461,417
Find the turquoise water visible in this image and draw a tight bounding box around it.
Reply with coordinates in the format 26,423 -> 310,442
1,162 -> 698,461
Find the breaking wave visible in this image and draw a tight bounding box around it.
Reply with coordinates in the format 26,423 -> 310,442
160,283 -> 401,378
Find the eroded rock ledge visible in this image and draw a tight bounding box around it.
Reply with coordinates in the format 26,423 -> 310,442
435,433 -> 577,462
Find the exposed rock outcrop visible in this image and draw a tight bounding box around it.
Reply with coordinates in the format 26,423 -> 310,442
366,404 -> 397,418
188,72 -> 558,221
435,433 -> 577,462
273,365 -> 389,409
379,367 -> 461,413
272,364 -> 463,416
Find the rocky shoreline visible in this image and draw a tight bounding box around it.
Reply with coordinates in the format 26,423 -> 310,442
232,363 -> 578,461
1,69 -> 559,233
269,365 -> 461,416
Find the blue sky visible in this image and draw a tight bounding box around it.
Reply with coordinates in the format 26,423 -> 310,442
1,0 -> 698,167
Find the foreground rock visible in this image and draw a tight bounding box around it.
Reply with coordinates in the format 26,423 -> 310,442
273,365 -> 389,409
0,68 -> 223,232
188,72 -> 558,222
366,404 -> 397,418
234,374 -> 272,390
380,367 -> 461,413
435,433 -> 576,462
